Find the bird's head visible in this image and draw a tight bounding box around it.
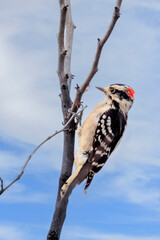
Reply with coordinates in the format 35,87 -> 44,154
96,83 -> 135,113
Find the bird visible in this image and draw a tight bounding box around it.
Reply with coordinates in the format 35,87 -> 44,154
60,83 -> 135,199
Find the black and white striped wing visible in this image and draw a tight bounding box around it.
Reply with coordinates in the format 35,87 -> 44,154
89,109 -> 127,173
75,109 -> 127,192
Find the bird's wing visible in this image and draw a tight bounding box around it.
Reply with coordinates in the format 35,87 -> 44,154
78,109 -> 127,191
89,109 -> 126,172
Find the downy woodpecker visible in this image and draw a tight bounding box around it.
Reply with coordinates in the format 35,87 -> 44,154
60,84 -> 135,198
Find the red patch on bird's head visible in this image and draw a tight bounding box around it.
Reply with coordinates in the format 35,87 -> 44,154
126,88 -> 135,99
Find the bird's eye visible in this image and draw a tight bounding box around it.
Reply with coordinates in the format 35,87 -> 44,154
110,87 -> 116,94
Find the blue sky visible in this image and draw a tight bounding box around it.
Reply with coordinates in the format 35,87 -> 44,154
0,0 -> 160,239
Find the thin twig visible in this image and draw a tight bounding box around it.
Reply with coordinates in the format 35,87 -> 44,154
0,106 -> 87,195
71,0 -> 123,113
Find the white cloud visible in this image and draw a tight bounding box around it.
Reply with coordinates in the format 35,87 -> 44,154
0,144 -> 62,182
0,0 -> 62,146
96,152 -> 160,209
0,182 -> 49,204
63,226 -> 160,240
0,151 -> 22,173
110,169 -> 160,207
0,224 -> 26,240
0,36 -> 62,145
126,0 -> 160,12
0,223 -> 160,240
0,222 -> 48,240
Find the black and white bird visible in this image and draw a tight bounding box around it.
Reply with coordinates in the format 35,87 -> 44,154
60,84 -> 135,198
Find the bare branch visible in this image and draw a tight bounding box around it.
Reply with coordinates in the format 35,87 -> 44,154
0,106 -> 86,196
57,0 -> 75,121
71,0 -> 123,113
64,0 -> 75,91
57,1 -> 68,84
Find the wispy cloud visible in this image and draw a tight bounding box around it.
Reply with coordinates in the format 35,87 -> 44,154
0,142 -> 62,172
0,0 -> 62,146
0,222 -> 47,240
94,145 -> 160,209
0,224 -> 26,240
0,182 -> 49,204
62,226 -> 160,240
126,0 -> 160,12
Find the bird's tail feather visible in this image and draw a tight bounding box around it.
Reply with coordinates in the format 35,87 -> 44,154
60,161 -> 91,199
60,166 -> 82,199
84,170 -> 94,194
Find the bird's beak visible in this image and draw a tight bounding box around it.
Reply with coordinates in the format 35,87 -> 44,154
95,86 -> 106,93
96,86 -> 109,96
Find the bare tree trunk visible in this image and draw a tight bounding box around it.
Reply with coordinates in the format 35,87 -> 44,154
47,126 -> 75,240
47,1 -> 75,239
